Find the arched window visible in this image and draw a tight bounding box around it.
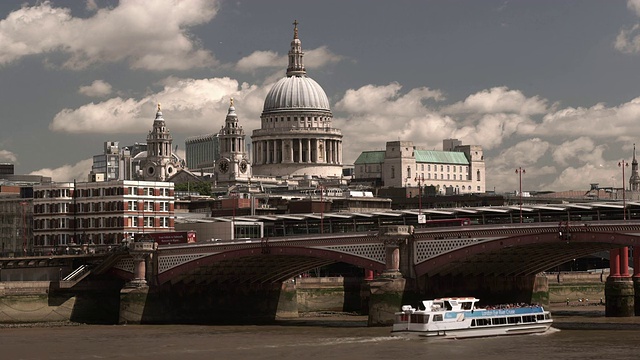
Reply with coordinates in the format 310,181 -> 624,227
391,166 -> 395,179
477,170 -> 481,181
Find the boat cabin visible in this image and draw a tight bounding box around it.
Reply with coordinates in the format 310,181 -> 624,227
422,297 -> 479,312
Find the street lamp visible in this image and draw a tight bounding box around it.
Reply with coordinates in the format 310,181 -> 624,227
414,174 -> 425,224
619,160 -> 629,220
515,167 -> 526,223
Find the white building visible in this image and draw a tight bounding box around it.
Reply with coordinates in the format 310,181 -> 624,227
354,139 -> 486,194
251,21 -> 343,178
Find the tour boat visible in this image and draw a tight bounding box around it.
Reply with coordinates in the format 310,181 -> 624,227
391,297 -> 553,339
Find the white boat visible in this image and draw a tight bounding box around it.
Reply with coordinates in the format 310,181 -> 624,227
391,297 -> 553,339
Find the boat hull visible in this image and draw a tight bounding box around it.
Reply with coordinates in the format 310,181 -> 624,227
391,321 -> 553,340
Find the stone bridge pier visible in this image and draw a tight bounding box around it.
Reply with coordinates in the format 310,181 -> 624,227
368,225 -> 417,326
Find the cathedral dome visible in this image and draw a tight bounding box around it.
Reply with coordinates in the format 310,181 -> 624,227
263,76 -> 330,113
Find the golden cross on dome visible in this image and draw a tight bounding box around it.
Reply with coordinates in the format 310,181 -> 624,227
230,97 -> 234,107
157,103 -> 161,112
293,20 -> 299,39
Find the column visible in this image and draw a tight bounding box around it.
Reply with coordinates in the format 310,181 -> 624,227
606,247 -> 635,317
266,140 -> 271,164
298,138 -> 303,163
306,139 -> 311,163
611,249 -> 621,277
621,247 -> 630,277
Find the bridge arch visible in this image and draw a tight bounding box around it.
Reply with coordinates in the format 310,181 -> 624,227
415,231 -> 640,278
156,246 -> 386,285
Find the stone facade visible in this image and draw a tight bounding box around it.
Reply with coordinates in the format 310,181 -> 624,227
251,22 -> 343,178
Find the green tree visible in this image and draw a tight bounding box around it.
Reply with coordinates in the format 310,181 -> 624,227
174,181 -> 212,196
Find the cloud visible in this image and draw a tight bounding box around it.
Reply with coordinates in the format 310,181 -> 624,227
78,80 -> 112,97
615,1 -> 640,53
334,83 -> 448,163
0,149 -> 17,162
304,46 -> 344,69
615,24 -> 640,53
235,46 -> 343,73
236,51 -> 282,72
442,86 -> 548,115
628,0 -> 640,17
0,0 -> 219,70
551,137 -> 607,166
532,98 -> 640,137
30,158 -> 93,182
50,76 -> 269,134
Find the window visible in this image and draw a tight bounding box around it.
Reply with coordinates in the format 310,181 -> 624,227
477,170 -> 481,181
477,186 -> 481,191
391,166 -> 395,179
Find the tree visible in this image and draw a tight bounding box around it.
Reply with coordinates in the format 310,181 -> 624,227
174,181 -> 212,196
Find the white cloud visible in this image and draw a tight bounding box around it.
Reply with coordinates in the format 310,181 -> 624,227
78,80 -> 112,97
334,83 -> 448,163
543,164 -> 619,192
442,87 -> 548,115
50,76 -> 269,135
486,139 -> 552,191
0,149 -> 17,162
235,46 -> 343,73
551,137 -> 607,166
615,24 -> 640,53
532,98 -> 640,137
615,1 -> 640,53
628,0 -> 640,17
304,46 -> 344,69
236,51 -> 282,72
0,0 -> 219,70
30,158 -> 93,182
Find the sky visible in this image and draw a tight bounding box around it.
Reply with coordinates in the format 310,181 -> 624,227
3,0 -> 640,193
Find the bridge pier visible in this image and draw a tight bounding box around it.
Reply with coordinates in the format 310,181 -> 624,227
605,248 -> 635,317
368,225 -> 417,326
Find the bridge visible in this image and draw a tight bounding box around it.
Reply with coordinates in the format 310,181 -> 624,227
3,220 -> 639,324
101,221 -> 637,283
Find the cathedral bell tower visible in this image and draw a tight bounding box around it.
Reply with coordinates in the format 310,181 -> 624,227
141,103 -> 181,181
216,98 -> 251,183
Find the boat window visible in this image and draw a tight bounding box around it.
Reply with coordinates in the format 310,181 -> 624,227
433,314 -> 443,322
492,318 -> 507,325
461,302 -> 472,310
536,315 -> 545,321
411,314 -> 429,323
444,302 -> 452,311
507,316 -> 521,324
475,318 -> 490,326
522,315 -> 536,323
471,319 -> 476,327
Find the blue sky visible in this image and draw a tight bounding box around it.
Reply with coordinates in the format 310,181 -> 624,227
2,0 -> 640,192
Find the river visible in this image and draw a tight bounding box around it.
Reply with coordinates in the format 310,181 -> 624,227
1,309 -> 639,360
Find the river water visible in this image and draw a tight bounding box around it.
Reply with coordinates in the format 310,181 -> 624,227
1,310 -> 639,360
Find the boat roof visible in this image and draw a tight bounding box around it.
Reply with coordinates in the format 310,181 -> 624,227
434,297 -> 479,302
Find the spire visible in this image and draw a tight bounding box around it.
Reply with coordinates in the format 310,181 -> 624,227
154,102 -> 164,122
634,143 -> 638,165
225,98 -> 238,127
286,20 -> 306,77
